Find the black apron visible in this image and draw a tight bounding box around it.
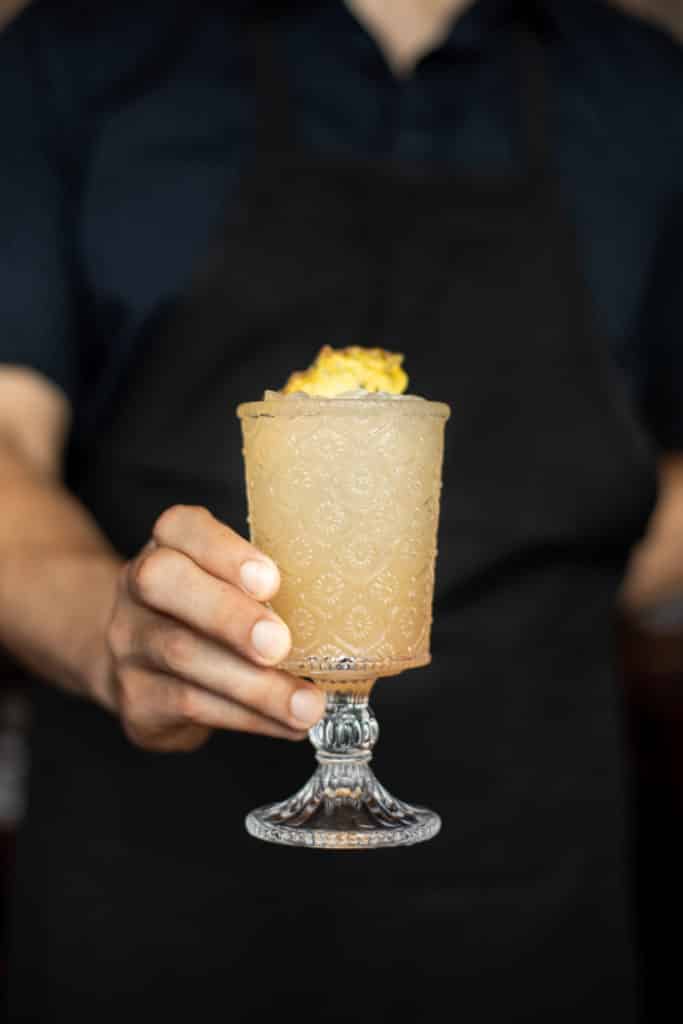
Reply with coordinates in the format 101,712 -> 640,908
8,15 -> 656,1023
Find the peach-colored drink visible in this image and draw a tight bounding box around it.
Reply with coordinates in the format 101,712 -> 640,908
238,392 -> 449,690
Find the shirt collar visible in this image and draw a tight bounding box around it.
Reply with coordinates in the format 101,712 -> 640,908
324,0 -> 518,63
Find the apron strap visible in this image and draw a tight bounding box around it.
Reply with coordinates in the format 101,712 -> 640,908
513,25 -> 552,178
249,17 -> 295,158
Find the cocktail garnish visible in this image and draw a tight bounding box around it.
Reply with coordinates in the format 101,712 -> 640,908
281,345 -> 408,397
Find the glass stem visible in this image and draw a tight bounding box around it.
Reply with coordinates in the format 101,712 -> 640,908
309,687 -> 379,765
246,680 -> 441,846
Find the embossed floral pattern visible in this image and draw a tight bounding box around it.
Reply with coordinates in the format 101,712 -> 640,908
368,569 -> 399,606
343,535 -> 384,573
311,570 -> 346,609
288,606 -> 319,650
240,399 -> 447,679
343,605 -> 375,644
307,496 -> 351,538
279,534 -> 316,576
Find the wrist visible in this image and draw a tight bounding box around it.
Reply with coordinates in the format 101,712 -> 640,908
75,554 -> 125,712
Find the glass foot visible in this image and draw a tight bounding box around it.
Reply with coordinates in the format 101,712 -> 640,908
245,761 -> 441,849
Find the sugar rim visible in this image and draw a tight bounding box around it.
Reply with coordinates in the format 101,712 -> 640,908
237,394 -> 451,420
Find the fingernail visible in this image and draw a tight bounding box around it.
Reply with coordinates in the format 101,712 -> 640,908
290,688 -> 325,727
240,560 -> 278,599
251,619 -> 291,662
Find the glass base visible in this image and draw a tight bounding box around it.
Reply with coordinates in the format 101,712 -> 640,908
245,761 -> 441,850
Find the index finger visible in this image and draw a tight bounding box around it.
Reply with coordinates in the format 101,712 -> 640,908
152,505 -> 279,601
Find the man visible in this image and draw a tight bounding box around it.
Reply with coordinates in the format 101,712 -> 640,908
1,1 -> 682,1020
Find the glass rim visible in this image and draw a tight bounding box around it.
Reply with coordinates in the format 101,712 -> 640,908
237,396 -> 451,420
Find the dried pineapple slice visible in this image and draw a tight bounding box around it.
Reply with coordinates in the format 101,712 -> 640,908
282,345 -> 408,397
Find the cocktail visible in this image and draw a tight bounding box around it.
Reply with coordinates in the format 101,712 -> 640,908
237,353 -> 449,849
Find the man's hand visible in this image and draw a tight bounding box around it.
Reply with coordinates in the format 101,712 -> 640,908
107,505 -> 326,753
0,366 -> 325,754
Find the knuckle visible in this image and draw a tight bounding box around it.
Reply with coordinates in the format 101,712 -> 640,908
123,720 -> 207,754
162,725 -> 211,754
122,719 -> 158,752
153,504 -> 188,540
117,676 -> 209,752
175,685 -> 205,725
153,504 -> 210,543
107,610 -> 131,661
210,586 -> 241,637
158,627 -> 194,674
132,547 -> 174,604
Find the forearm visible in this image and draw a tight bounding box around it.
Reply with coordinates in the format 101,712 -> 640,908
622,452 -> 683,611
0,438 -> 122,708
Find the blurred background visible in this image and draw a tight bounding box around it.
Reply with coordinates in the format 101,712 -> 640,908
0,0 -> 681,1014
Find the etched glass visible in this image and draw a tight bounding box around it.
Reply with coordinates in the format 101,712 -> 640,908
238,393 -> 449,849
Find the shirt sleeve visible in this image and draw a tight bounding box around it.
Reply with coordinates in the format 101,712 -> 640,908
636,195 -> 683,453
0,10 -> 76,402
